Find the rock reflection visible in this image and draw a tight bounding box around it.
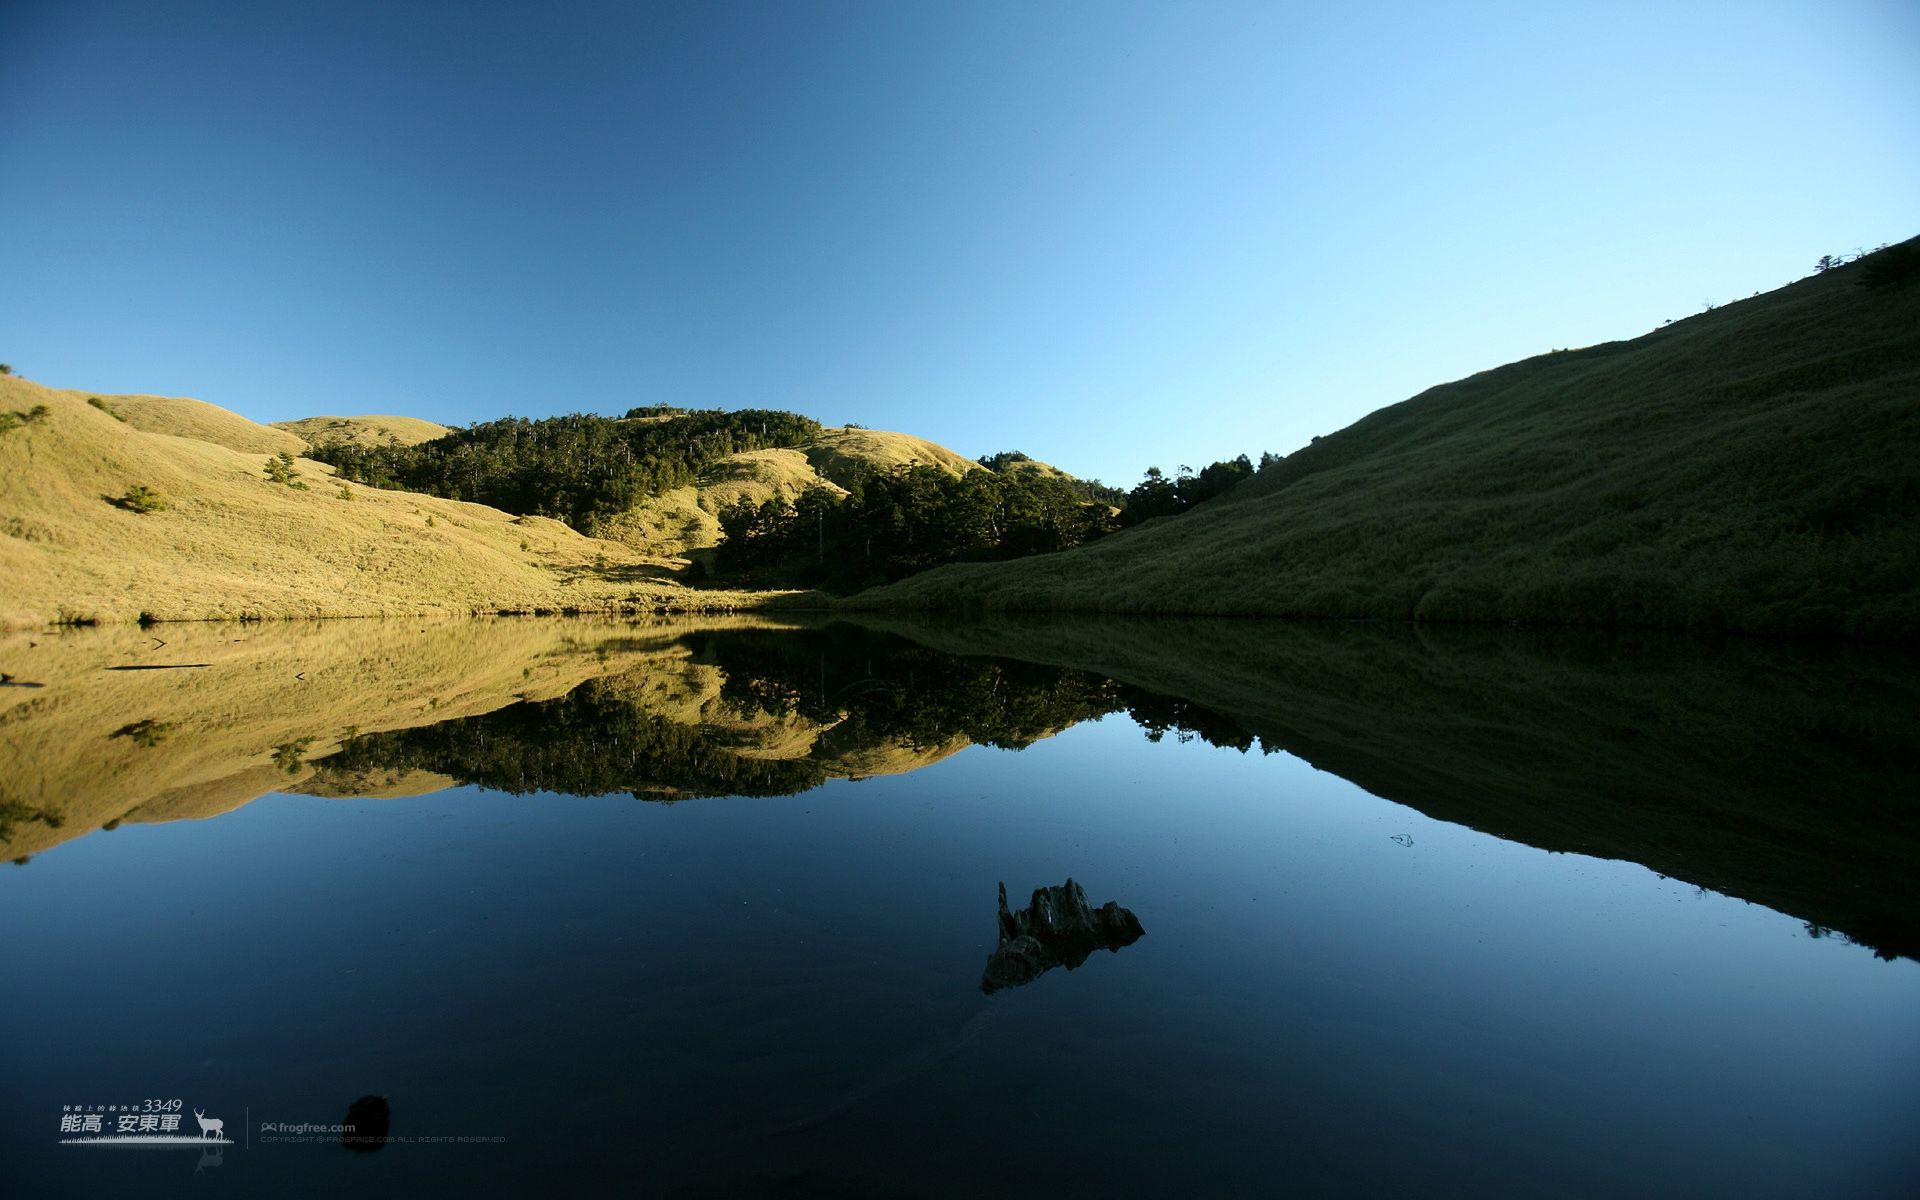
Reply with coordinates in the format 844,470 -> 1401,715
982,879 -> 1146,993
343,1094 -> 389,1153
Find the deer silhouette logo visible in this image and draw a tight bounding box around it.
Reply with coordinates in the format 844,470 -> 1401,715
192,1109 -> 224,1140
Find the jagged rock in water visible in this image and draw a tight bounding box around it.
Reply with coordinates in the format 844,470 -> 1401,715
981,878 -> 1144,993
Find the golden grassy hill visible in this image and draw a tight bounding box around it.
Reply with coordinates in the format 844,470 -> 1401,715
0,374 -> 793,628
602,428 -> 983,559
604,449 -> 847,558
847,251 -> 1920,640
996,457 -> 1072,480
275,413 -> 452,448
90,391 -> 310,456
802,427 -> 982,486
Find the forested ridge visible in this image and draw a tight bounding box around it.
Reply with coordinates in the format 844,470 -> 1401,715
312,406 -> 823,533
712,465 -> 1110,590
307,400 -> 1281,592
708,445 -> 1284,590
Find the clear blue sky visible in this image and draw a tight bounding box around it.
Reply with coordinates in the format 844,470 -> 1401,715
3,0 -> 1915,484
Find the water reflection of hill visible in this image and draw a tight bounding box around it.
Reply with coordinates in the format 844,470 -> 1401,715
8,615 -> 1915,962
0,621 -> 1155,857
0,617 -> 808,858
304,627 -> 1132,801
859,616 -> 1920,961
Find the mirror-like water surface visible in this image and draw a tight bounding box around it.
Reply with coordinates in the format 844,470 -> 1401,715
3,619 -> 1916,1196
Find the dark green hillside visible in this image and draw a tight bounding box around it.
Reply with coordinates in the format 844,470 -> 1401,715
846,243 -> 1920,639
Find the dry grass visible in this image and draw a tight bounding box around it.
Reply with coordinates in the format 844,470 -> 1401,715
601,485 -> 725,560
997,457 -> 1072,481
803,427 -> 982,487
604,449 -> 846,558
104,392 -> 310,456
275,414 -> 452,449
0,375 -> 803,628
601,430 -> 982,559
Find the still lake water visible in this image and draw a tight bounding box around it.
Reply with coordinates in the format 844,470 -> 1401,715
2,618 -> 1916,1196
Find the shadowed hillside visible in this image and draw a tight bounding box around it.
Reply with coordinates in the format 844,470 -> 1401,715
846,245 -> 1920,640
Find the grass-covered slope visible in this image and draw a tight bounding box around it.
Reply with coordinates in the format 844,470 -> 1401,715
995,456 -> 1073,481
848,251 -> 1920,639
275,413 -> 452,449
0,375 -> 786,627
603,428 -> 985,559
99,391 -> 310,456
605,448 -> 848,558
802,427 -> 983,486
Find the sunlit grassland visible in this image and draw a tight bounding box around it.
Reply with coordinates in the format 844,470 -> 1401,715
0,375 -> 804,627
604,427 -> 984,559
272,413 -> 452,449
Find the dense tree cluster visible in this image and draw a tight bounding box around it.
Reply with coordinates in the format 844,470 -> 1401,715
978,449 -> 1127,506
312,408 -> 822,533
1117,453 -> 1279,527
713,464 -> 1113,590
975,449 -> 1032,472
713,447 -> 1284,591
